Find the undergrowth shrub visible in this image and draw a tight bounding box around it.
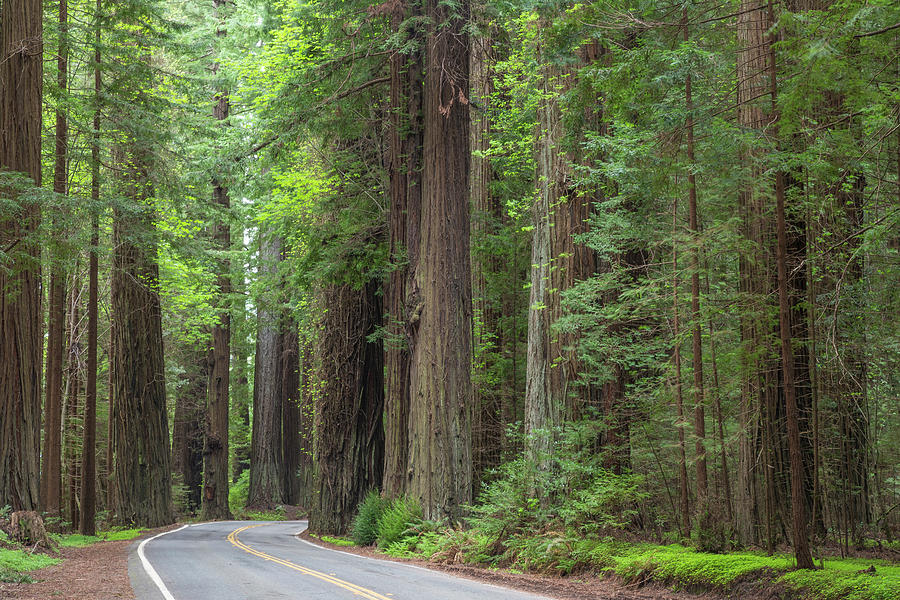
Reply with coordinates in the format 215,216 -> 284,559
229,470 -> 250,514
376,496 -> 422,549
351,490 -> 388,546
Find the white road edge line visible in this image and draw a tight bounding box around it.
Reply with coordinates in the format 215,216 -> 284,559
137,524 -> 189,600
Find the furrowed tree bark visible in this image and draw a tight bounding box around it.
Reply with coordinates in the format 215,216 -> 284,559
524,25 -> 567,482
469,0 -> 502,492
383,1 -> 423,498
672,197 -> 691,538
281,320 -> 301,505
408,0 -> 473,521
64,286 -> 82,530
110,152 -> 174,528
768,0 -> 814,568
297,341 -> 315,508
80,27 -> 101,530
249,233 -> 285,508
311,281 -> 384,534
42,0 -> 68,513
0,0 -> 43,513
202,0 -> 232,522
173,352 -> 206,512
735,0 -> 769,547
683,10 -> 710,544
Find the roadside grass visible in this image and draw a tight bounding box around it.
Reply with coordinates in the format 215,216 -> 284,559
0,548 -> 60,583
51,528 -> 145,548
240,506 -> 288,521
311,534 -> 355,547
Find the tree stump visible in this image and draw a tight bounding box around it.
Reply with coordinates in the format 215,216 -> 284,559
10,511 -> 56,550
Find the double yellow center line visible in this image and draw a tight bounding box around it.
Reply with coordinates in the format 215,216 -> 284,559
227,523 -> 393,600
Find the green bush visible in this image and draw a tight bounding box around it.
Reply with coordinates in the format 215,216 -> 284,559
376,496 -> 422,549
229,470 -> 250,514
351,490 -> 388,546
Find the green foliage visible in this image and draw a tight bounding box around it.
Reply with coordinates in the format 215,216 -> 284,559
318,535 -> 355,547
779,560 -> 900,600
351,491 -> 388,546
229,470 -> 250,514
375,497 -> 423,550
243,507 -> 288,521
468,421 -> 648,540
0,548 -> 60,574
52,528 -> 145,548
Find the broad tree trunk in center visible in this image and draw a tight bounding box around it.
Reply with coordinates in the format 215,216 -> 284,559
110,157 -> 174,528
249,233 -> 286,508
408,0 -> 473,521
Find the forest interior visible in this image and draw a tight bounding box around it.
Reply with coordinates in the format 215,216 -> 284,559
1,0 -> 899,598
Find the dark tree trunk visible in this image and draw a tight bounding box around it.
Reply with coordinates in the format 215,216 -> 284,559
110,149 -> 173,528
683,11 -> 710,542
383,3 -> 424,499
202,0 -> 232,522
672,198 -> 691,538
311,281 -> 385,534
281,321 -> 301,505
408,0 -> 473,522
64,288 -> 82,530
0,0 -> 43,513
43,0 -> 69,512
735,0 -> 770,547
469,0 -> 502,493
173,352 -> 206,513
297,342 -> 316,508
42,268 -> 65,515
79,3 -> 101,533
249,233 -> 285,508
768,0 -> 814,567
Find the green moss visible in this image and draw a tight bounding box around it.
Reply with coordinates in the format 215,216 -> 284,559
243,507 -> 288,521
53,527 -> 145,547
318,534 -> 355,547
779,560 -> 900,600
0,548 -> 60,573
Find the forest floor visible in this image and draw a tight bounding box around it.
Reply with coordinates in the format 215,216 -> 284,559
0,525 -> 176,600
299,530 -> 728,600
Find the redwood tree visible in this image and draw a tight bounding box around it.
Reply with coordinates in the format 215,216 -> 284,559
0,0 -> 43,513
407,0 -> 473,521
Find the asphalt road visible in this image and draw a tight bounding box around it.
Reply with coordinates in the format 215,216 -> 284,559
129,520 -> 552,600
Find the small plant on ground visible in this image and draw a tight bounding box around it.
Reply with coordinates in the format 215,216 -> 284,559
376,496 -> 422,549
351,490 -> 388,546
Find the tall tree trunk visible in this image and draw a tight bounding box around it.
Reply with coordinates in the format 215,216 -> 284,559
672,198 -> 691,537
524,27 -> 566,479
64,286 -> 82,530
683,10 -> 710,543
310,281 -> 385,534
173,352 -> 206,513
202,0 -> 232,522
0,0 -> 43,513
768,0 -> 814,567
248,233 -> 285,508
110,152 -> 174,527
408,0 -> 473,521
80,26 -> 101,530
281,320 -> 301,505
735,0 -> 770,547
297,341 -> 316,508
42,0 -> 69,515
383,3 -> 424,498
469,0 -> 502,491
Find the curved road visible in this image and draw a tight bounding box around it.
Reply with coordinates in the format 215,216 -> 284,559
129,521 -> 551,600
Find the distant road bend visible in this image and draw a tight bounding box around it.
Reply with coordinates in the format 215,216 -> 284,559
129,520 -> 551,600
